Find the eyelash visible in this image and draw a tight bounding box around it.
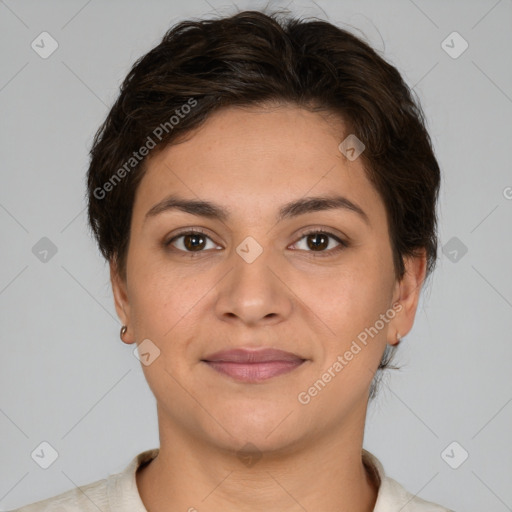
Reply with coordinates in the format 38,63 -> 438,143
164,228 -> 349,257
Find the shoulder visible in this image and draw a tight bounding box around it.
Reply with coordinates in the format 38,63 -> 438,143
363,449 -> 455,512
7,448 -> 159,512
7,477 -> 109,512
378,474 -> 455,511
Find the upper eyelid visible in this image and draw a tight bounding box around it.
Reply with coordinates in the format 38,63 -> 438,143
298,228 -> 344,240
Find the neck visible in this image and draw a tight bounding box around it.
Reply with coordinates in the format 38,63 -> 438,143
137,415 -> 378,512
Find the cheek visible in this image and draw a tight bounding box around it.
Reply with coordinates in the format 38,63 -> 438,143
298,269 -> 393,410
131,279 -> 188,336
127,256 -> 215,350
126,255 -> 176,335
309,257 -> 393,334
304,252 -> 395,379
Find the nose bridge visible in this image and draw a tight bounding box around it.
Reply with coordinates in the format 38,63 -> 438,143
214,235 -> 292,325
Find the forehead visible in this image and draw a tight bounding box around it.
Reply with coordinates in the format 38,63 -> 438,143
133,104 -> 385,226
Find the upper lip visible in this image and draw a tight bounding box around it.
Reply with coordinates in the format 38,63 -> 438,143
202,348 -> 304,363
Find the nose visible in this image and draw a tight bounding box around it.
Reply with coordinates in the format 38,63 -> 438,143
214,245 -> 293,327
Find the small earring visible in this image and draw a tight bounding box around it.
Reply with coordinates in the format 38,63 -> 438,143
396,332 -> 402,343
120,325 -> 128,342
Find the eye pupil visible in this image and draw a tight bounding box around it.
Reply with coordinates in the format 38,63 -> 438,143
184,233 -> 206,251
307,233 -> 329,251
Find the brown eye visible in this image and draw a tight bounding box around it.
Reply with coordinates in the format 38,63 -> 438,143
166,230 -> 218,253
291,230 -> 348,256
306,233 -> 329,251
183,233 -> 206,251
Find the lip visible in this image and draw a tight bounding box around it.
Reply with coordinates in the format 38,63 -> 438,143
203,348 -> 303,363
202,348 -> 306,383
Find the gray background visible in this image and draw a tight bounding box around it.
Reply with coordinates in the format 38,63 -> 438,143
1,0 -> 511,510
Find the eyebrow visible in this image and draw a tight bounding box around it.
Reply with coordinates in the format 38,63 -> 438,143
144,193 -> 370,226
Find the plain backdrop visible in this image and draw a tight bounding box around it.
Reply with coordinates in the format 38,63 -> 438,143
1,1 -> 511,510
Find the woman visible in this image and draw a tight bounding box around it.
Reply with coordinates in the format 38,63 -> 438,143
13,8 -> 453,512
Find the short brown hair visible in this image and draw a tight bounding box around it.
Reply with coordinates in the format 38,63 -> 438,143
86,9 -> 441,397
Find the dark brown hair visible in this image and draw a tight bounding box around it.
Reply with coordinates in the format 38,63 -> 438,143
86,9 -> 440,397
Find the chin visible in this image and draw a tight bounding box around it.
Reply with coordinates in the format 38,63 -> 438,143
213,425 -> 304,459
200,400 -> 306,453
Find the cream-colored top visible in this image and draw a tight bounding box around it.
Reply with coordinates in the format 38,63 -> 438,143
10,448 -> 454,511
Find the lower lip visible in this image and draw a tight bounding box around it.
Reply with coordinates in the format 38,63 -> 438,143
203,360 -> 305,383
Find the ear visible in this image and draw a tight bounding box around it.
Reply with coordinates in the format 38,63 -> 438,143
110,259 -> 135,344
388,249 -> 427,346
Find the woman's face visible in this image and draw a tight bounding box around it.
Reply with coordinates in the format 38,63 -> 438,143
111,104 -> 424,453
